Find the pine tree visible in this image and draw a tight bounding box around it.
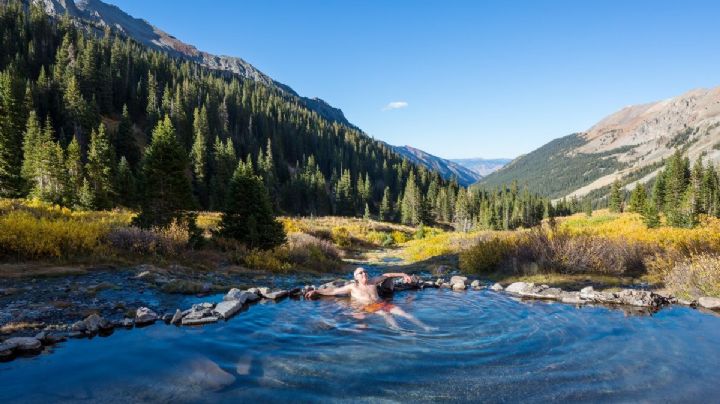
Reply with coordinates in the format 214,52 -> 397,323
77,177 -> 95,210
116,156 -> 135,207
584,198 -> 593,217
21,111 -> 42,193
134,116 -> 195,229
628,184 -> 647,213
85,123 -> 115,209
0,70 -> 24,196
363,202 -> 371,220
65,135 -> 83,206
608,179 -> 623,213
217,160 -> 286,250
115,105 -> 139,168
379,186 -> 392,221
190,106 -> 209,208
641,199 -> 660,228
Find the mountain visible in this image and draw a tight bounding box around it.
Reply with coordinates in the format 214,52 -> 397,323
449,158 -> 511,177
392,146 -> 482,186
30,0 -> 353,127
478,87 -> 720,199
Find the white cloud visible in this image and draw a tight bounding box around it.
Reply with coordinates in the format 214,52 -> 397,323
382,101 -> 408,111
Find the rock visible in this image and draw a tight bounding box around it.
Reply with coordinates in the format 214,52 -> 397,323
213,300 -> 243,319
34,331 -> 47,342
256,287 -> 270,296
182,357 -> 236,391
182,316 -> 219,326
262,290 -> 288,300
505,282 -> 532,294
452,281 -> 466,291
162,313 -> 173,323
70,320 -> 87,333
4,337 -> 42,352
580,286 -> 595,299
83,314 -> 112,334
0,343 -> 14,358
450,276 -> 468,285
470,280 -> 481,288
490,283 -> 503,291
678,299 -> 695,306
171,309 -> 184,325
135,307 -> 158,325
698,297 -> 720,310
117,318 -> 134,328
561,295 -> 585,304
44,333 -> 67,344
224,288 -> 250,303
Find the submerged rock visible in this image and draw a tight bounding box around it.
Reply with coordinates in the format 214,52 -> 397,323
698,297 -> 720,310
181,357 -> 236,391
135,307 -> 158,326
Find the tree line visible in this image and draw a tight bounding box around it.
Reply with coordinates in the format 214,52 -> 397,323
609,150 -> 720,228
0,2 -> 567,243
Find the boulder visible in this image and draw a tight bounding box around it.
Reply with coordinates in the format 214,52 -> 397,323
490,283 -> 504,291
505,282 -> 532,294
452,281 -> 466,291
213,300 -> 243,319
470,280 -> 481,288
4,337 -> 42,352
135,307 -> 159,326
698,296 -> 720,310
256,287 -> 270,296
170,309 -> 184,325
82,314 -> 112,334
580,286 -> 595,299
450,276 -> 468,285
224,288 -> 252,304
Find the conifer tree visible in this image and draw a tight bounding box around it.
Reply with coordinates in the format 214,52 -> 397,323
115,105 -> 139,168
628,184 -> 647,213
608,179 -> 623,213
379,186 -> 392,221
65,135 -> 83,205
0,70 -> 24,196
77,177 -> 95,210
85,123 -> 115,209
642,199 -> 661,228
116,156 -> 135,207
134,116 -> 195,229
217,160 -> 286,249
190,106 -> 209,208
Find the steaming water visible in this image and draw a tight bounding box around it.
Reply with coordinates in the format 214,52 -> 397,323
2,284 -> 720,402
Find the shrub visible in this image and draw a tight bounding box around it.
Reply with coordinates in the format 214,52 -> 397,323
665,254 -> 720,300
331,226 -> 352,248
391,231 -> 408,244
285,232 -> 342,272
242,248 -> 291,272
459,235 -> 517,274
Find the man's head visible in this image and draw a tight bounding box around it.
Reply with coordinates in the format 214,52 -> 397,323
354,267 -> 368,284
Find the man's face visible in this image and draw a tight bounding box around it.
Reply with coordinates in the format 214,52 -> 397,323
354,268 -> 368,284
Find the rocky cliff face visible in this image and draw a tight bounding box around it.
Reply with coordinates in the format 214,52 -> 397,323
30,0 -> 352,126
480,86 -> 720,198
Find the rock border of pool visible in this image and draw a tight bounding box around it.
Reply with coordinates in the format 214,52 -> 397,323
1,276 -> 719,362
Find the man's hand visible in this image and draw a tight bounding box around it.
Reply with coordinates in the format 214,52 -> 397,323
304,290 -> 317,299
401,273 -> 413,283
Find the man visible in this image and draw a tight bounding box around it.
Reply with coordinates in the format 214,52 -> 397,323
305,267 -> 432,331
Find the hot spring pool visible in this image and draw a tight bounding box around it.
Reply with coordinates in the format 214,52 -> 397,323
1,286 -> 719,402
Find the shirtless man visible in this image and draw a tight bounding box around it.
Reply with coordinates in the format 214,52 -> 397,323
305,267 -> 432,331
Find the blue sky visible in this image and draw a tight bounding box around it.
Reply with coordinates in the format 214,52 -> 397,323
108,0 -> 720,159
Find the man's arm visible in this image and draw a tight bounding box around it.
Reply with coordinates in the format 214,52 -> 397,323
305,284 -> 353,299
370,272 -> 412,285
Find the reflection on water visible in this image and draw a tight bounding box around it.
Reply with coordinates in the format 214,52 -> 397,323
2,288 -> 720,402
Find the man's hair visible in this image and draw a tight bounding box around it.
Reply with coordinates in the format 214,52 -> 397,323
354,267 -> 365,278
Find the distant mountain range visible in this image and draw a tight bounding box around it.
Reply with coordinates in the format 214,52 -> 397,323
479,86 -> 720,199
391,146 -> 483,186
449,158 -> 512,177
30,0 -> 353,127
